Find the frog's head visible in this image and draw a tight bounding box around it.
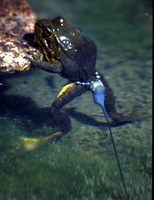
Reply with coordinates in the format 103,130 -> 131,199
35,16 -> 81,62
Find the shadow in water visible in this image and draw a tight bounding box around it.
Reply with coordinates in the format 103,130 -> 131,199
0,91 -> 108,135
65,107 -> 107,127
0,94 -> 51,129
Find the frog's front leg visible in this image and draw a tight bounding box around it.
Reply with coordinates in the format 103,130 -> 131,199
25,51 -> 62,73
50,82 -> 87,135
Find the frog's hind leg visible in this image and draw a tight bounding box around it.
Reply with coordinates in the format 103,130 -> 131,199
100,73 -> 138,126
20,83 -> 87,151
49,82 -> 87,137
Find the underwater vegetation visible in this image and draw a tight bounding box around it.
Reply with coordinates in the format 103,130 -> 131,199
0,118 -> 152,200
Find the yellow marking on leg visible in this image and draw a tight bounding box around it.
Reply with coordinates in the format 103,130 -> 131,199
45,132 -> 63,143
57,83 -> 75,98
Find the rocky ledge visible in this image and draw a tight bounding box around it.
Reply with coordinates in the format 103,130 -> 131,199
0,0 -> 37,74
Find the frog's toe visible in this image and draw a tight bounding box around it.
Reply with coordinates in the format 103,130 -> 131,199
25,51 -> 43,61
20,137 -> 45,151
110,106 -> 147,126
23,55 -> 33,62
20,132 -> 63,151
126,106 -> 148,121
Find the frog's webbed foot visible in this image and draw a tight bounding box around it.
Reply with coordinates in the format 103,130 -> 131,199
109,105 -> 145,126
109,110 -> 136,126
99,73 -> 143,126
20,131 -> 63,151
24,51 -> 45,68
103,86 -> 145,125
24,51 -> 62,73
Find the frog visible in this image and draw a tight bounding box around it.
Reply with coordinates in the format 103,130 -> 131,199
24,16 -> 137,147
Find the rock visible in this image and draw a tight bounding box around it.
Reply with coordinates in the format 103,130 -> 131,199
0,0 -> 37,74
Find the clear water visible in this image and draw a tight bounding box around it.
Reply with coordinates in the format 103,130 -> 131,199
0,0 -> 152,199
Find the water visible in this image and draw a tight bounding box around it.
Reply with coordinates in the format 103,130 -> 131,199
0,0 -> 152,199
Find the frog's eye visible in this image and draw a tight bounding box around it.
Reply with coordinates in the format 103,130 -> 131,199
43,27 -> 53,38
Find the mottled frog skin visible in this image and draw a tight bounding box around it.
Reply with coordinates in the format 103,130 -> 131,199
26,16 -> 136,140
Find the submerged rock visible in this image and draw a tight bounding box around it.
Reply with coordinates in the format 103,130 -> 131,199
0,0 -> 37,74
